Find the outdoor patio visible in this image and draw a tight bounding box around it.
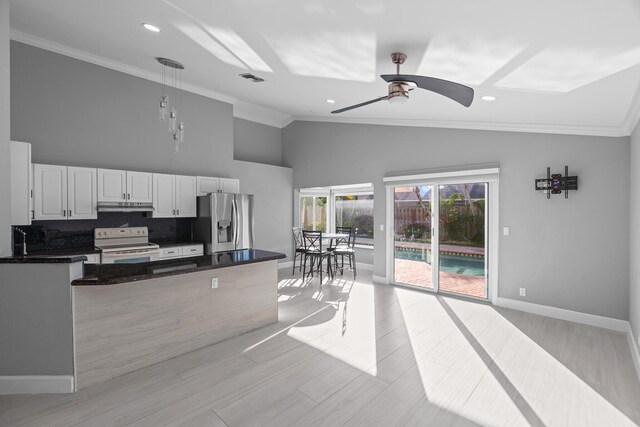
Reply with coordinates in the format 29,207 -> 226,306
394,258 -> 486,298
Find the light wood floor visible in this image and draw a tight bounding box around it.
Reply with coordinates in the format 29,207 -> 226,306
2,270 -> 640,426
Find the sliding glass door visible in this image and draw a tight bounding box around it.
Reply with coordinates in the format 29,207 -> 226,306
437,183 -> 487,298
393,185 -> 434,289
393,182 -> 488,299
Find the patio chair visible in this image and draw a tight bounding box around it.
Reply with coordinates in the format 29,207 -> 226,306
302,230 -> 333,283
292,227 -> 307,274
333,227 -> 357,279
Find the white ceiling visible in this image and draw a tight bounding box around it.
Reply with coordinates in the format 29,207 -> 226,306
9,0 -> 640,135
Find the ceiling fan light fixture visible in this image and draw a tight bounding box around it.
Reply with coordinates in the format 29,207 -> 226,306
326,99 -> 336,104
388,82 -> 409,104
481,95 -> 497,101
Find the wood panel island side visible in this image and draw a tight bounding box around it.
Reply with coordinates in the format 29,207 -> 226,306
0,249 -> 285,393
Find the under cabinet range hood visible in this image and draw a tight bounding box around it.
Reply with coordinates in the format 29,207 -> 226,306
96,202 -> 155,213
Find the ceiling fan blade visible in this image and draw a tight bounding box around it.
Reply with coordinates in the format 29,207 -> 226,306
331,96 -> 389,114
381,74 -> 474,107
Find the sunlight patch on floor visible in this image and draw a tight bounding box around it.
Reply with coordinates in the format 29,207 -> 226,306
284,279 -> 378,373
395,289 -> 636,426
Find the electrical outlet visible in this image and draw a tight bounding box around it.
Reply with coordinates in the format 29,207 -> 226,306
211,278 -> 218,289
519,287 -> 526,297
379,224 -> 384,231
503,226 -> 510,236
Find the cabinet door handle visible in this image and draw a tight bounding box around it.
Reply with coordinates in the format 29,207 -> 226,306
172,209 -> 175,215
63,210 -> 66,217
177,209 -> 180,215
69,210 -> 72,217
127,193 -> 130,200
31,210 -> 34,220
122,193 -> 126,199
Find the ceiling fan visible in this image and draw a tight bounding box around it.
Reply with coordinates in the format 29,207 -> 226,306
331,52 -> 474,114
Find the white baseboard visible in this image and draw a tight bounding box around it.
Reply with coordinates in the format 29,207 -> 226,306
372,274 -> 389,285
0,375 -> 74,394
627,323 -> 640,382
495,297 -> 628,332
356,262 -> 373,271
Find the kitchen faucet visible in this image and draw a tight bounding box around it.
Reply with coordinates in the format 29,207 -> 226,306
14,227 -> 27,256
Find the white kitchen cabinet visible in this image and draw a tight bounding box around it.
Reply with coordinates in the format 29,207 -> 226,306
196,176 -> 239,195
158,244 -> 203,260
196,176 -> 219,196
127,171 -> 153,203
182,244 -> 203,257
10,141 -> 32,225
159,246 -> 183,259
83,253 -> 101,264
34,164 -> 98,221
98,169 -> 152,203
153,174 -> 197,218
175,175 -> 197,217
153,173 -> 176,218
67,167 -> 98,219
33,164 -> 68,220
97,169 -> 126,202
219,178 -> 240,194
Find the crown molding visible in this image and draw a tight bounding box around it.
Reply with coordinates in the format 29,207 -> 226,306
232,100 -> 291,128
621,75 -> 640,136
292,115 -> 627,138
10,30 -> 294,128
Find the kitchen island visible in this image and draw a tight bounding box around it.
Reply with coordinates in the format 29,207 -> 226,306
0,249 -> 285,393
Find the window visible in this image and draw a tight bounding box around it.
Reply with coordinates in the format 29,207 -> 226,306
299,195 -> 327,232
334,193 -> 374,246
299,185 -> 374,247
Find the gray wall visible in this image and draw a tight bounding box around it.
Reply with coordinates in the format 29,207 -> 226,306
234,118 -> 283,166
0,263 -> 80,375
283,121 -> 630,320
0,0 -> 10,257
10,41 -> 292,260
630,124 -> 640,343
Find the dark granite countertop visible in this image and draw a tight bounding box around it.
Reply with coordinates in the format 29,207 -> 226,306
0,255 -> 87,264
25,247 -> 100,256
73,249 -> 285,286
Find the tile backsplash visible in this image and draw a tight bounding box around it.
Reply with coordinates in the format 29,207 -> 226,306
13,212 -> 193,254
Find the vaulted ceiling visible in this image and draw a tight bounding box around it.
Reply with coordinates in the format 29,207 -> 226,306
10,0 -> 640,135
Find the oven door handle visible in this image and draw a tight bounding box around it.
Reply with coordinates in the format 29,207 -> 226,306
102,248 -> 159,256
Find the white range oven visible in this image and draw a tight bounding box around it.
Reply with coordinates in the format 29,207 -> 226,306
95,227 -> 160,264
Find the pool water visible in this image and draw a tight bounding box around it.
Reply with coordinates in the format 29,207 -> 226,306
395,248 -> 485,276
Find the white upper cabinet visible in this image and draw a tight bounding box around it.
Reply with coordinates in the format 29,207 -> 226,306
34,164 -> 98,221
67,167 -> 97,220
175,175 -> 197,217
197,176 -> 239,195
153,174 -> 197,218
152,173 -> 176,218
127,171 -> 153,203
10,141 -> 32,225
196,176 -> 219,196
219,178 -> 240,194
97,169 -> 126,202
33,164 -> 68,220
98,169 -> 152,203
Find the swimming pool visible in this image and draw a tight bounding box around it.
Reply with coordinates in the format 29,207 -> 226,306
395,248 -> 485,276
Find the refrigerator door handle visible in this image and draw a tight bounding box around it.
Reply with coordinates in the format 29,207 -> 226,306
234,198 -> 240,246
232,197 -> 238,247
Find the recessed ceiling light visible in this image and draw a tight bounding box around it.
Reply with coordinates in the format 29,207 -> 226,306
326,99 -> 336,104
142,23 -> 161,33
481,95 -> 496,101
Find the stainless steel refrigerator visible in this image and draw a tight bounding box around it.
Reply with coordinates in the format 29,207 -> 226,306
194,193 -> 255,254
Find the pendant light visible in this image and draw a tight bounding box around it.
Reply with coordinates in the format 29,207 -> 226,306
156,57 -> 185,152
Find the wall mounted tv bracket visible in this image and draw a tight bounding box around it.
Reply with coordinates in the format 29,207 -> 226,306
535,166 -> 578,199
